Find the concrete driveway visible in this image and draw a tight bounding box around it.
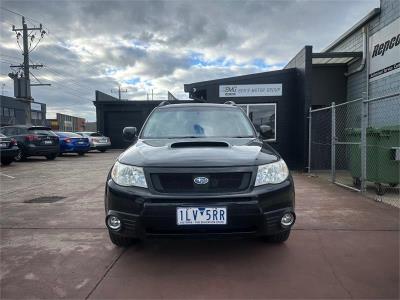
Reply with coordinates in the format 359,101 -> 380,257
0,150 -> 398,299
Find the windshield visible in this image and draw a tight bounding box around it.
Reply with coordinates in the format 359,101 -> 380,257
141,106 -> 255,139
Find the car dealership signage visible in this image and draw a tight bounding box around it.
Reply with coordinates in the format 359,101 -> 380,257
369,18 -> 400,81
219,84 -> 282,97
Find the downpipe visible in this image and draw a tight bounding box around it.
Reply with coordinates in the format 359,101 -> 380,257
345,26 -> 367,77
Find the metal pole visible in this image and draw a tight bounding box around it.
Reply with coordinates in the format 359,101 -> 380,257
308,106 -> 312,173
361,93 -> 368,192
331,102 -> 336,183
22,17 -> 29,81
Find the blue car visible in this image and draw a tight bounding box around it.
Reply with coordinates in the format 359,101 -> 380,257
55,132 -> 90,156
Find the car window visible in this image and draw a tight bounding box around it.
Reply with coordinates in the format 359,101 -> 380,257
29,129 -> 57,136
2,127 -> 18,136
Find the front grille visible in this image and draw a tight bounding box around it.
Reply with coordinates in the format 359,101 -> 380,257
150,172 -> 252,193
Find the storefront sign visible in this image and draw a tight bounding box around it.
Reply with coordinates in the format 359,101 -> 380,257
219,84 -> 282,97
369,18 -> 400,81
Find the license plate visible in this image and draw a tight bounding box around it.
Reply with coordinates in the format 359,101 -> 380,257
44,140 -> 52,145
177,207 -> 227,225
0,143 -> 7,148
99,139 -> 107,143
77,141 -> 85,144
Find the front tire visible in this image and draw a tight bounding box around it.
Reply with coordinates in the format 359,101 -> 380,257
46,153 -> 57,160
1,157 -> 14,166
14,148 -> 26,161
264,230 -> 291,243
108,231 -> 138,247
99,149 -> 107,153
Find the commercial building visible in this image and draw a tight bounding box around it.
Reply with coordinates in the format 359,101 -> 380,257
47,113 -> 86,132
94,0 -> 399,170
0,95 -> 47,126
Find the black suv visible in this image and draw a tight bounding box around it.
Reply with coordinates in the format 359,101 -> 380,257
0,125 -> 59,161
105,103 -> 295,246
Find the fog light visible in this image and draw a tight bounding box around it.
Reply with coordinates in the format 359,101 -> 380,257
107,216 -> 121,230
281,213 -> 294,227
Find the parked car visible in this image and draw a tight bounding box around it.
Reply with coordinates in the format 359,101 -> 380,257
0,125 -> 59,161
55,132 -> 90,156
104,102 -> 295,247
0,133 -> 19,165
75,132 -> 111,152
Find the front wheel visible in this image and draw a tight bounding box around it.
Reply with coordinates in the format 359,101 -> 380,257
1,157 -> 14,166
14,148 -> 26,161
46,153 -> 57,160
108,231 -> 138,247
263,230 -> 291,243
99,149 -> 107,153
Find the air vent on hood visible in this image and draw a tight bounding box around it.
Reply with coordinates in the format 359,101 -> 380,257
170,141 -> 230,148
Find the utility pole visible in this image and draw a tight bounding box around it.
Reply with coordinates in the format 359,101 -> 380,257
11,17 -> 45,81
111,85 -> 127,100
10,16 -> 49,99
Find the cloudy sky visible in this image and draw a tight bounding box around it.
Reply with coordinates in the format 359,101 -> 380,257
1,0 -> 379,121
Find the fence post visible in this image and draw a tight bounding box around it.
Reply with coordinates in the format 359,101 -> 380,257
308,106 -> 312,173
331,102 -> 336,183
361,93 -> 368,192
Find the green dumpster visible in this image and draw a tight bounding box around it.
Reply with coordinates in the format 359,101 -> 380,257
346,127 -> 380,184
377,125 -> 400,186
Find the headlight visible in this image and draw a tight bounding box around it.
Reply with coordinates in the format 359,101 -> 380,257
255,159 -> 289,186
111,161 -> 147,188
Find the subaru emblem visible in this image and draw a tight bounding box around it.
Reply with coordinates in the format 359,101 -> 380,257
194,176 -> 209,185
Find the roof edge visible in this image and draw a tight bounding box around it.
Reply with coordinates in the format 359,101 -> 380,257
322,7 -> 380,52
184,68 -> 296,92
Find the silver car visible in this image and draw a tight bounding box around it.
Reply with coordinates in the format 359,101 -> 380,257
75,132 -> 111,152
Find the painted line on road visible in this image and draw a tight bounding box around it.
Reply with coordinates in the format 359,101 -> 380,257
0,173 -> 16,179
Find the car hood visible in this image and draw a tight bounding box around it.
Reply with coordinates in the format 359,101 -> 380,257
118,138 -> 279,167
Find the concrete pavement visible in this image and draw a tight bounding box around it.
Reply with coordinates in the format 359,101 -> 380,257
0,150 -> 398,299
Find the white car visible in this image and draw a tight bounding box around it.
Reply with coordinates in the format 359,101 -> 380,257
75,132 -> 111,152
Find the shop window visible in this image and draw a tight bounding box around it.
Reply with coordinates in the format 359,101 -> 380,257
240,104 -> 276,141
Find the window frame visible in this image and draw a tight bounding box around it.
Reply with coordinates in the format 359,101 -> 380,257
238,103 -> 277,142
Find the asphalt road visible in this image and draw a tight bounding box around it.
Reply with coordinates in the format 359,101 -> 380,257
0,150 -> 398,299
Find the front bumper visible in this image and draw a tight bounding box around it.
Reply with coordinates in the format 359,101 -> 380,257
105,177 -> 295,239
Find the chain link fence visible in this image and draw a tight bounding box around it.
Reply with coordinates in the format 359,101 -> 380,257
309,93 -> 400,208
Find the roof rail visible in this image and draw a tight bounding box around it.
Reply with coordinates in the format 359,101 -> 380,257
224,101 -> 236,105
158,101 -> 171,107
192,96 -> 206,103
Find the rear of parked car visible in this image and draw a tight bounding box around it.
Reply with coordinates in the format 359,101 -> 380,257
0,126 -> 59,161
0,133 -> 19,165
55,132 -> 90,155
75,132 -> 111,152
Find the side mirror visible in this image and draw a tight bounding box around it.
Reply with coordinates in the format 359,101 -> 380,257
259,125 -> 273,139
123,127 -> 137,141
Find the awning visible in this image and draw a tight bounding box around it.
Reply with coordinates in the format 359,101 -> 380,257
312,52 -> 362,65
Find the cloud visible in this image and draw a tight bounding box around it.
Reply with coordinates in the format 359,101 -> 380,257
0,0 -> 379,121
